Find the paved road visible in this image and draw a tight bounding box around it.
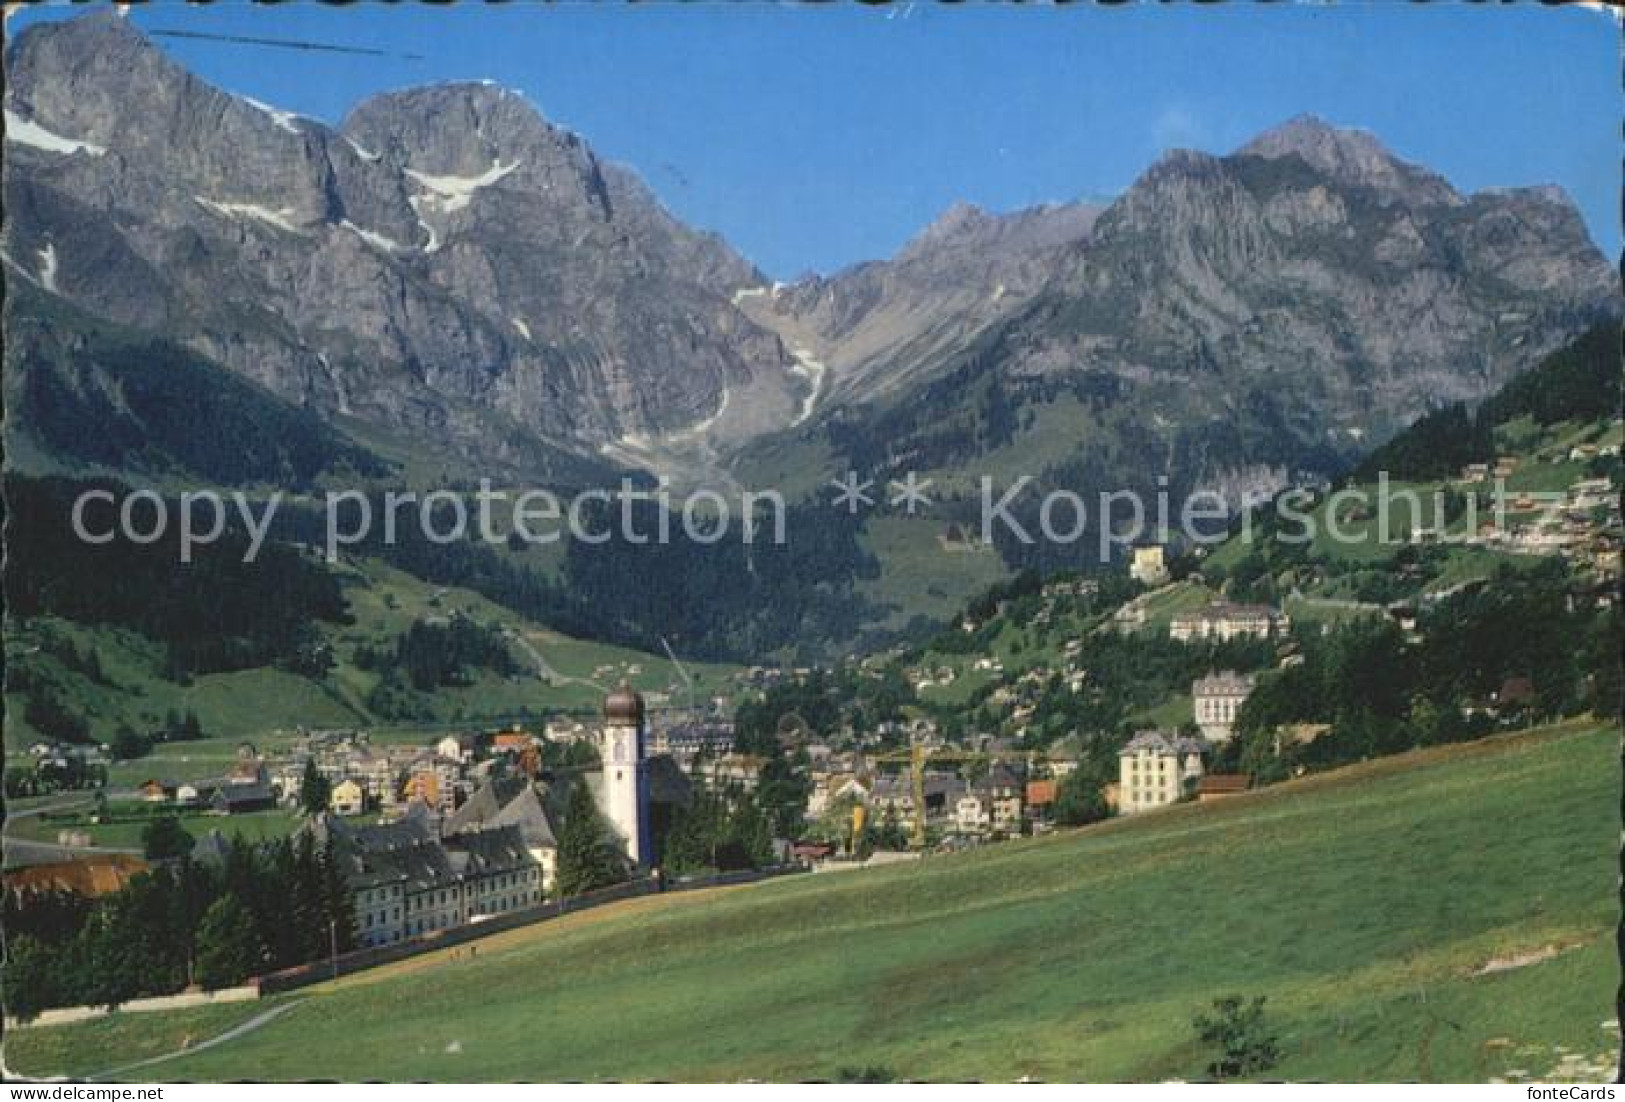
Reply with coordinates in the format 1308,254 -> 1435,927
88,999 -> 307,1081
4,791 -> 142,869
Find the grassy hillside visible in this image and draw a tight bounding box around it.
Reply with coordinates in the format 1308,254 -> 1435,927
10,722 -> 1615,1082
4,556 -> 739,766
854,515 -> 1009,635
914,405 -> 1619,710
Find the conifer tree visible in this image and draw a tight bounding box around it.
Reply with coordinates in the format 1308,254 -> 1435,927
555,782 -> 624,897
195,895 -> 266,990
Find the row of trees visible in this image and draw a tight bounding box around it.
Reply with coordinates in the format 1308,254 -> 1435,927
4,756 -> 106,798
4,833 -> 356,1020
554,783 -> 629,897
110,709 -> 209,762
354,615 -> 521,693
659,785 -> 776,874
6,475 -> 351,678
259,485 -> 886,665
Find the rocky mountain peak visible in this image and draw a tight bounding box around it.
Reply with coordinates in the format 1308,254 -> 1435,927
1237,114 -> 1459,205
1241,113 -> 1379,161
7,10 -> 180,144
6,15 -> 1617,498
912,200 -> 994,243
4,12 -> 809,478
899,200 -> 1103,265
343,82 -> 559,172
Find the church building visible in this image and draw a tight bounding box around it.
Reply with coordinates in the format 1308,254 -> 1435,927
599,681 -> 652,865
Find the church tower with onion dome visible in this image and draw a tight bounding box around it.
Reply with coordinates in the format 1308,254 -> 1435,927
599,681 -> 650,865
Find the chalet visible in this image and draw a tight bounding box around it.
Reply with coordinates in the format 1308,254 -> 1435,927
1197,774 -> 1252,801
791,841 -> 836,863
807,773 -> 870,817
1113,604 -> 1148,632
210,781 -> 276,815
1130,545 -> 1170,586
228,759 -> 268,787
435,733 -> 480,764
490,728 -> 539,754
331,778 -> 366,816
1495,676 -> 1536,711
1024,779 -> 1058,821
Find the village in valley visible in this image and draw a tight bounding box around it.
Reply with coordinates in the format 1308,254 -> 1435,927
3,2 -> 1623,1083
9,408 -> 1619,985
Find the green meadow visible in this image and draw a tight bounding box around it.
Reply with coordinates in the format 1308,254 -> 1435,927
10,722 -> 1615,1082
4,556 -> 739,764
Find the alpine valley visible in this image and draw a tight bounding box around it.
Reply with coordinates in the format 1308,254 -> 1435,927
3,11 -> 1619,669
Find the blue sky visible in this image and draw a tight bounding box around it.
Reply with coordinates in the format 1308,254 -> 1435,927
10,2 -> 1620,277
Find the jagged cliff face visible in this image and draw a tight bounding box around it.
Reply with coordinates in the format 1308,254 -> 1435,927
736,115 -> 1617,493
2,13 -> 809,480
734,200 -> 1105,407
3,15 -> 1617,494
1017,122 -> 1616,420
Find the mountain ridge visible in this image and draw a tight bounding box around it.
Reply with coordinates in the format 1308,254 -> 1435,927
730,110 -> 1616,543
3,12 -> 810,481
4,12 -> 1617,514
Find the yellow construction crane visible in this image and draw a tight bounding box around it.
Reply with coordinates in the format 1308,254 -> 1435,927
867,741 -> 1029,849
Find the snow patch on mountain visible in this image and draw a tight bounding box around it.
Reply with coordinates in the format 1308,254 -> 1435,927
405,159 -> 521,214
4,108 -> 106,156
194,197 -> 304,235
788,348 -> 826,426
406,196 -> 442,252
342,219 -> 409,253
343,136 -> 381,162
241,96 -> 305,135
36,243 -> 58,292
